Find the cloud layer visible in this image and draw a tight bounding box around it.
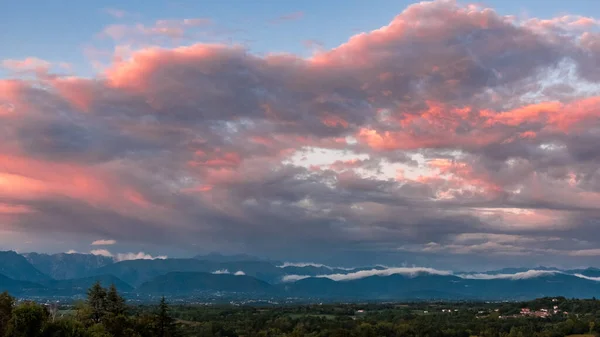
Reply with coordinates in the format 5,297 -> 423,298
2,0 -> 600,267
211,269 -> 246,276
91,239 -> 117,246
90,249 -> 167,261
282,267 -> 599,282
282,267 -> 453,282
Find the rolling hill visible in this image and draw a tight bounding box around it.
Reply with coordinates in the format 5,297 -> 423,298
136,272 -> 275,295
0,273 -> 44,294
42,275 -> 133,295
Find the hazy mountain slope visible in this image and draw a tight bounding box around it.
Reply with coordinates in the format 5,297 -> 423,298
566,267 -> 600,278
0,273 -> 44,294
91,258 -> 218,286
462,273 -> 600,299
5,251 -> 600,301
24,252 -> 114,280
42,274 -> 133,295
0,251 -> 50,282
92,259 -> 289,285
284,273 -> 600,300
136,272 -> 274,295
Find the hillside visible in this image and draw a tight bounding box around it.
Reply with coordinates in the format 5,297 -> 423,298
136,272 -> 275,295
0,251 -> 50,282
286,273 -> 600,300
92,258 -> 312,285
24,252 -> 114,280
42,275 -> 133,295
91,258 -> 218,286
0,273 -> 44,294
3,250 -> 600,301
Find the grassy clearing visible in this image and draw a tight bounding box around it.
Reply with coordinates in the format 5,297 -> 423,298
176,319 -> 203,326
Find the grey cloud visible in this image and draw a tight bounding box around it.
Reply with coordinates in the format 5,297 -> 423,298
2,0 -> 600,269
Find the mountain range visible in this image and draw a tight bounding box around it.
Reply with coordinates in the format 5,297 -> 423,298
2,251 -> 600,302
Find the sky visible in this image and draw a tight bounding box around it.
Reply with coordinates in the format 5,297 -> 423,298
1,0 -> 600,269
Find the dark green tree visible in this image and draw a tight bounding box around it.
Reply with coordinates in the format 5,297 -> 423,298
74,300 -> 94,326
86,323 -> 112,337
131,313 -> 156,337
155,297 -> 176,337
106,284 -> 127,316
103,313 -> 132,337
5,301 -> 48,337
41,318 -> 88,337
87,281 -> 107,324
103,284 -> 130,337
0,291 -> 14,337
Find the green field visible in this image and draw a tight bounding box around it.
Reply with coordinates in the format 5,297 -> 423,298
287,313 -> 337,320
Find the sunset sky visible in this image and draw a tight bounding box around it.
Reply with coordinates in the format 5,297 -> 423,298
1,0 -> 600,269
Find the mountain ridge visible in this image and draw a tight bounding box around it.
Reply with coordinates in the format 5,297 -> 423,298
3,250 -> 600,301
0,251 -> 51,283
24,252 -> 114,280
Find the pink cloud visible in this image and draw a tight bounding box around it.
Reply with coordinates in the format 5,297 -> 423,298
3,0 -> 600,262
0,203 -> 33,215
2,57 -> 50,73
91,239 -> 116,246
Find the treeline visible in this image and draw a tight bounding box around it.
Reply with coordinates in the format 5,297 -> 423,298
167,307 -> 600,337
165,299 -> 600,337
4,291 -> 600,337
0,283 -> 176,337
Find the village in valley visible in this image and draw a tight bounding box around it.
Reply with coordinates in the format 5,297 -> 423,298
503,299 -> 568,319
